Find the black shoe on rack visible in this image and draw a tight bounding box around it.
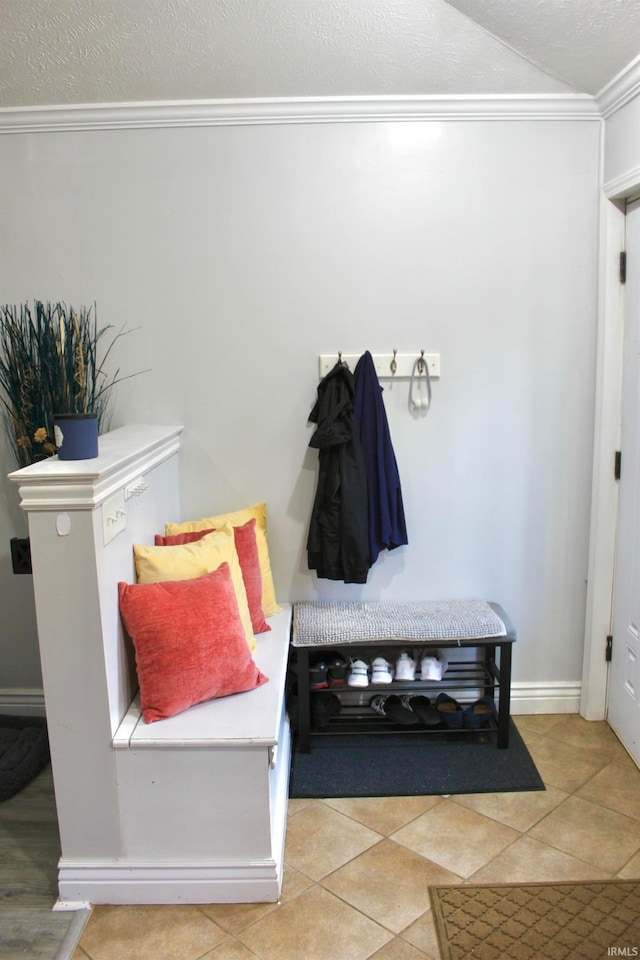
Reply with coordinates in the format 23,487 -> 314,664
312,693 -> 341,728
327,654 -> 348,685
309,660 -> 329,689
406,695 -> 442,727
369,694 -> 419,726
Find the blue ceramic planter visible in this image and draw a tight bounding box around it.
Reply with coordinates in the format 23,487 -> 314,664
53,413 -> 99,460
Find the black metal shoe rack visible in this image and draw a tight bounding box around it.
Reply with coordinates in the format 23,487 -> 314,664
290,605 -> 516,754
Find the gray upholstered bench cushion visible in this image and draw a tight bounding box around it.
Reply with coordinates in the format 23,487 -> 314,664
291,599 -> 507,647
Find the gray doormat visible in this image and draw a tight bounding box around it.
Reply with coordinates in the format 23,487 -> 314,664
0,715 -> 50,802
290,720 -> 544,798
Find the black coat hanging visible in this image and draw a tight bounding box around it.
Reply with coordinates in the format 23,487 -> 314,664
306,361 -> 370,584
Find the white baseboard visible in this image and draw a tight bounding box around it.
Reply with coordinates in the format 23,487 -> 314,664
57,857 -> 283,905
0,680 -> 580,722
0,682 -> 580,719
53,900 -> 92,912
510,681 -> 581,715
0,687 -> 46,716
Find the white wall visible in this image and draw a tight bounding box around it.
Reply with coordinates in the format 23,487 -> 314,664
0,425 -> 40,690
0,114 -> 600,694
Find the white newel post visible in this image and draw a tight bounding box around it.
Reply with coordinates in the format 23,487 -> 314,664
9,426 -> 183,894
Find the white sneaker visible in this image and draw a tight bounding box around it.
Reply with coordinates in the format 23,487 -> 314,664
371,657 -> 394,684
348,660 -> 369,687
394,652 -> 416,681
420,651 -> 448,681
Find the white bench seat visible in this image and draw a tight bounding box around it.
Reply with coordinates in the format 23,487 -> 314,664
114,606 -> 291,750
66,605 -> 294,905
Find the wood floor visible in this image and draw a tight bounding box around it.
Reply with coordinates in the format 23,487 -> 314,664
0,762 -> 78,960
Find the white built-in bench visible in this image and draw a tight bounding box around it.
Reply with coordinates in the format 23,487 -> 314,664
110,604 -> 292,904
13,426 -> 300,906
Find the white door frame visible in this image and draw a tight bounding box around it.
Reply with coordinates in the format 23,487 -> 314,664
581,182 -> 637,720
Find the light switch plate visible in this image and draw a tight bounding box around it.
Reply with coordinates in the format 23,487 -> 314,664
102,490 -> 126,546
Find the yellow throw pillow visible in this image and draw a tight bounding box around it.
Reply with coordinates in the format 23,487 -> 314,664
133,524 -> 256,652
166,503 -> 281,617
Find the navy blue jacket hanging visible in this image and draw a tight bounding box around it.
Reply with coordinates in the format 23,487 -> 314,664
307,361 -> 371,584
353,351 -> 408,564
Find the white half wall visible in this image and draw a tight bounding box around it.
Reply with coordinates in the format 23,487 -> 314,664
0,111 -> 601,694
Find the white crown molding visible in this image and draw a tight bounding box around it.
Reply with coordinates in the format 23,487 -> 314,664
597,52 -> 640,119
603,164 -> 640,201
0,94 -> 600,134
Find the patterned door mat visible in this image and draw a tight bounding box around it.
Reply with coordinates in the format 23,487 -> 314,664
430,880 -> 640,960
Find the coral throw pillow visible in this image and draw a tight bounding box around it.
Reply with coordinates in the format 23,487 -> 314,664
133,524 -> 256,652
156,519 -> 270,634
154,529 -> 216,545
165,503 -> 281,618
118,565 -> 268,724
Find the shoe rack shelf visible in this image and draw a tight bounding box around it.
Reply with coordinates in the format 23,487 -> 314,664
291,627 -> 516,754
313,657 -> 498,734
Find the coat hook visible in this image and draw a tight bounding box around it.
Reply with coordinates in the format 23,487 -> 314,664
338,351 -> 343,364
390,349 -> 398,375
417,349 -> 425,374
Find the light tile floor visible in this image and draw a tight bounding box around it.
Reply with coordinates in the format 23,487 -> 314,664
71,715 -> 640,960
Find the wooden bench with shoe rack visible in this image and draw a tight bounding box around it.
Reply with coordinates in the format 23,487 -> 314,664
290,599 -> 517,753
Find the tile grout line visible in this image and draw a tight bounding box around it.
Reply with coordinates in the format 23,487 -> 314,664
56,721 -> 640,959
532,790 -> 640,870
320,794 -> 448,836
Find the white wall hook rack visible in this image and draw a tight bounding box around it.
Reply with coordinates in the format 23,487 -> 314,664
319,353 -> 440,380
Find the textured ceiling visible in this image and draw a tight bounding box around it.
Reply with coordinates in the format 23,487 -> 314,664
1,0 -> 639,109
446,0 -> 640,95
